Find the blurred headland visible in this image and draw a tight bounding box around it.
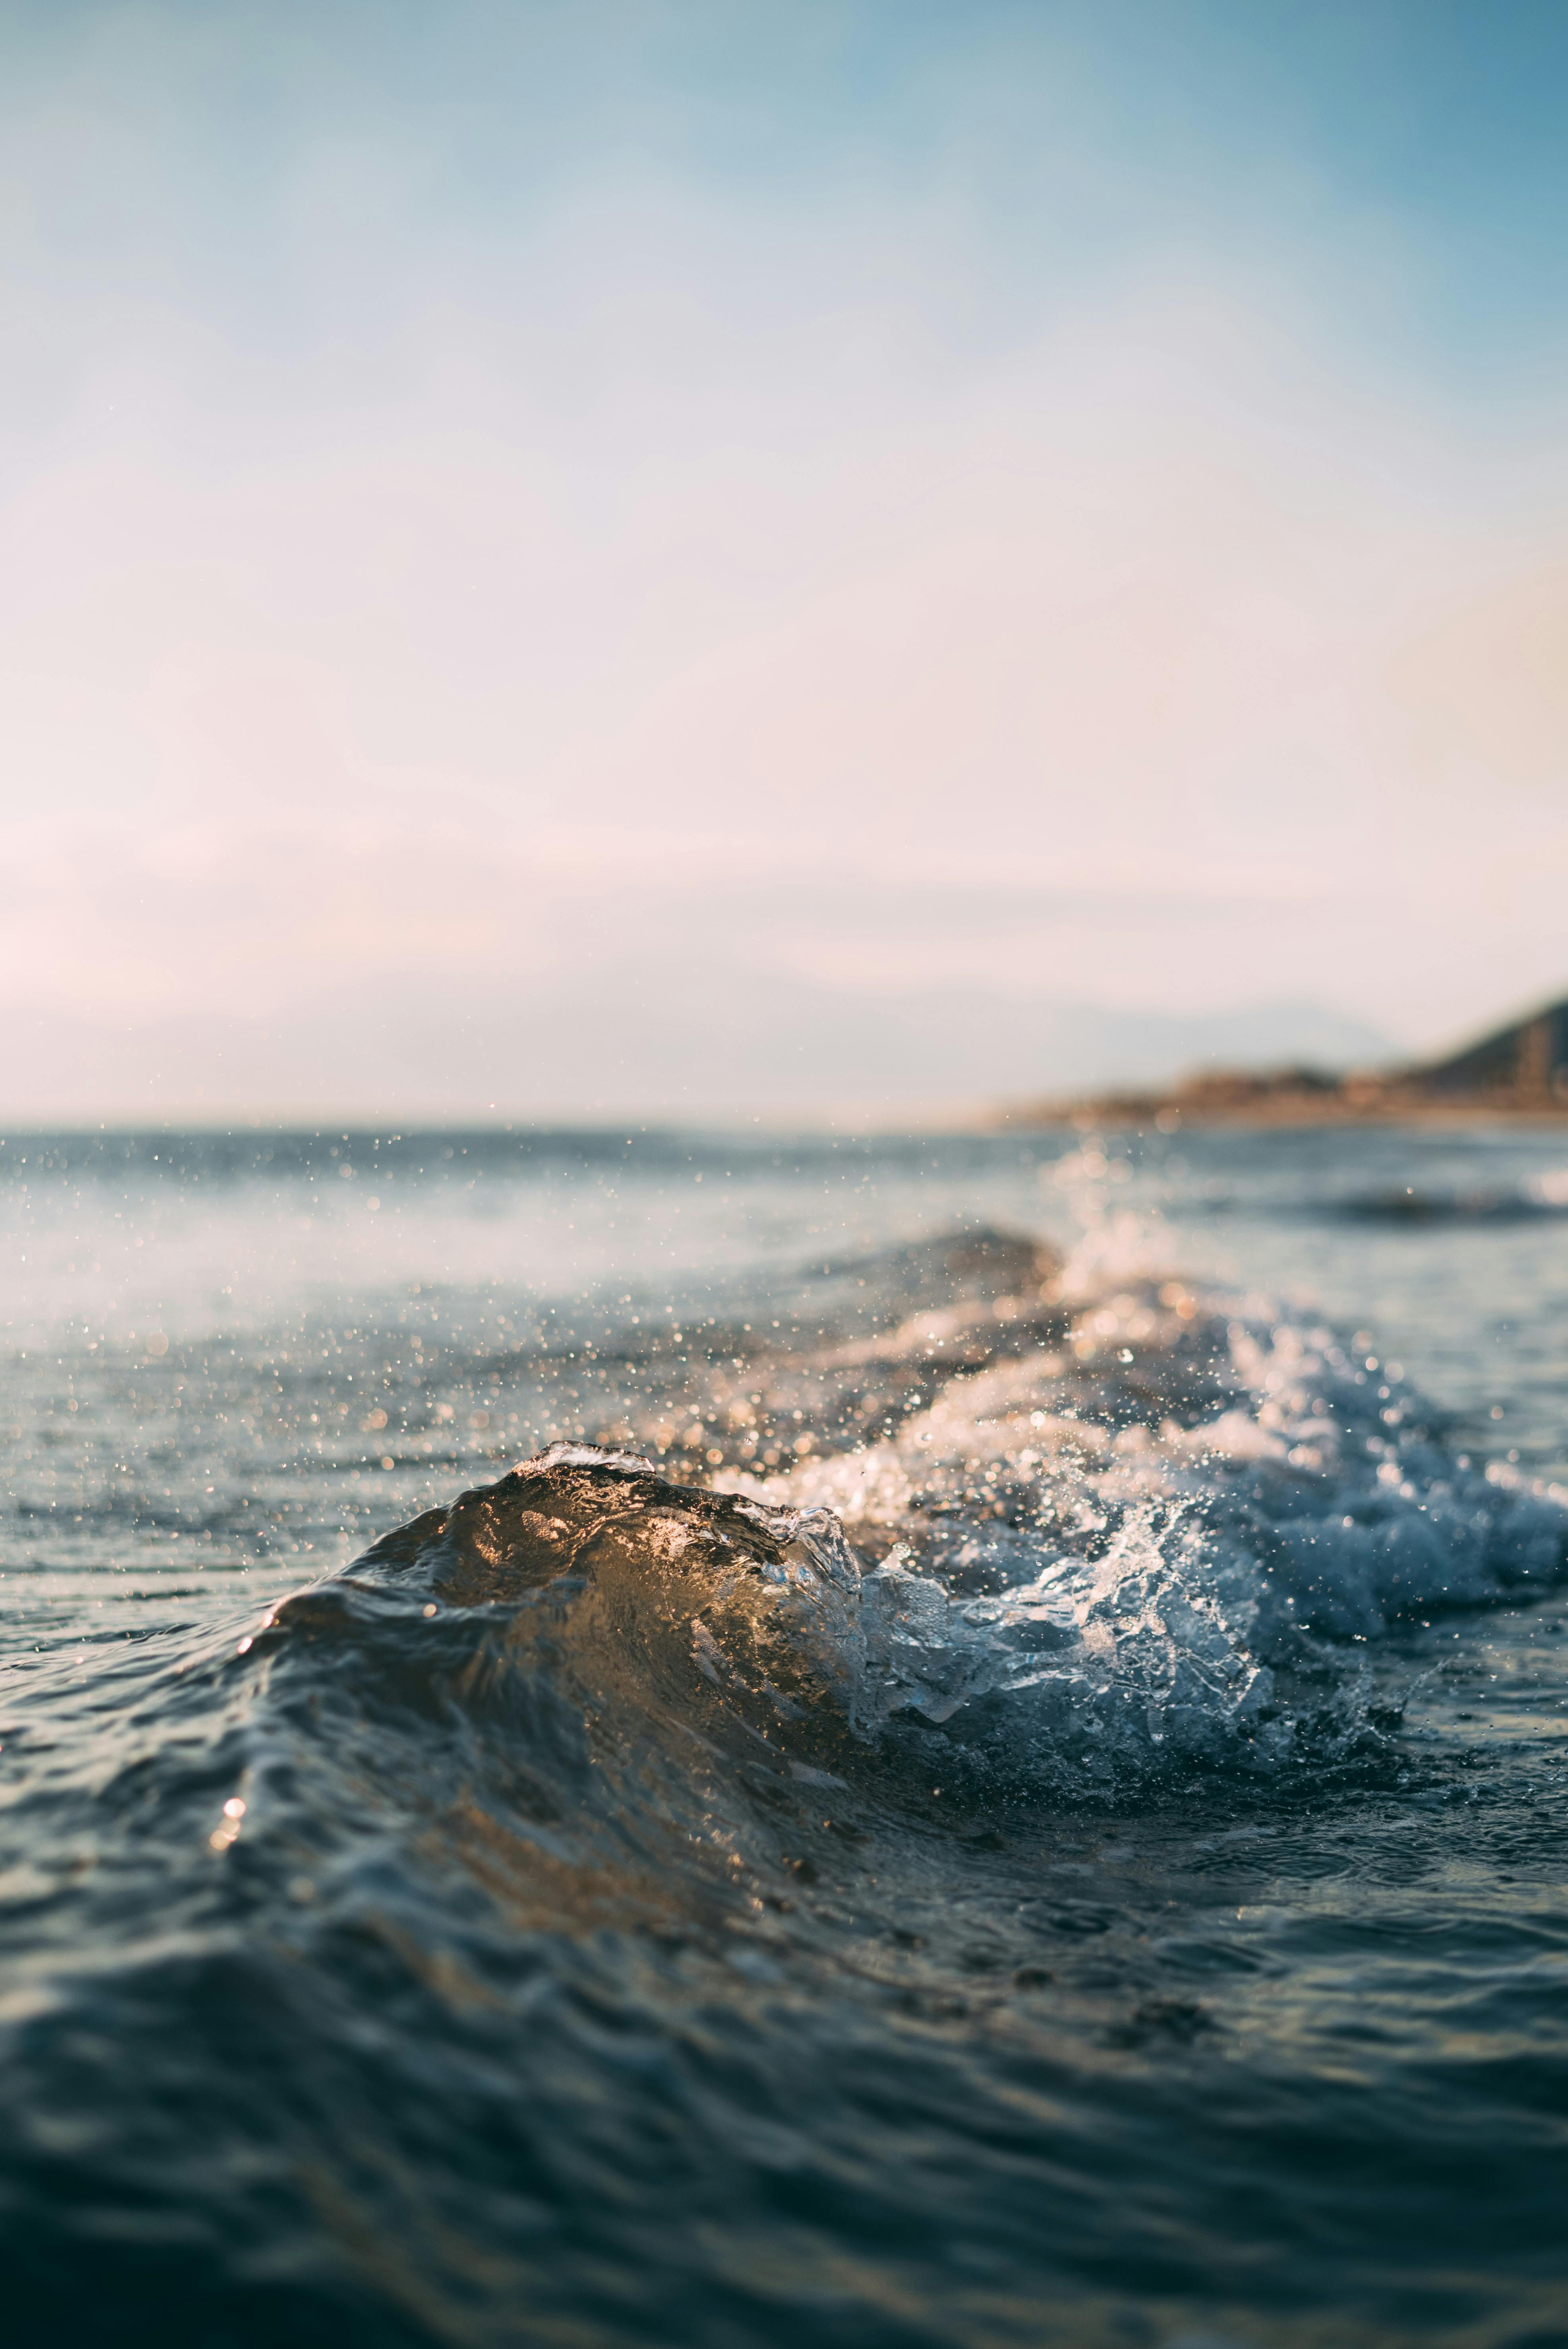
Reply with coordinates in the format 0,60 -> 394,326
1000,995 -> 1568,1129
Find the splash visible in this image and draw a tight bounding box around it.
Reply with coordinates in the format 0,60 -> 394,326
713,1227 -> 1568,1770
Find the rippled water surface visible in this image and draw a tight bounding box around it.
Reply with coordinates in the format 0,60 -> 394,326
3,1123 -> 1568,2348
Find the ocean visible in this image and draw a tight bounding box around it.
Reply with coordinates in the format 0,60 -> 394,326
2,1120 -> 1567,2348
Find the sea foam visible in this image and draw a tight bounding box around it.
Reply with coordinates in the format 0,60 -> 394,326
727,1226 -> 1568,1767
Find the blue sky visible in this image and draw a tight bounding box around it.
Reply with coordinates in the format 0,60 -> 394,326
8,1 -> 1565,359
2,2 -> 1566,1114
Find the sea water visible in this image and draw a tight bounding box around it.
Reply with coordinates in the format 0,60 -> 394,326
2,1122 -> 1567,2347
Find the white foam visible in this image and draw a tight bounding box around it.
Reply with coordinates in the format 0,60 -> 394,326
730,1232 -> 1568,1766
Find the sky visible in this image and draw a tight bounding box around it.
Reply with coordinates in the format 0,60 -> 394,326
2,0 -> 1567,1119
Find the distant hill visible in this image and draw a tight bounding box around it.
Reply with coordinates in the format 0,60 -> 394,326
1003,995 -> 1568,1126
1416,998 -> 1568,1098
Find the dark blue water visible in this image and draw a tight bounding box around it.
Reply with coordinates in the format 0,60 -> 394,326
3,1123 -> 1567,2347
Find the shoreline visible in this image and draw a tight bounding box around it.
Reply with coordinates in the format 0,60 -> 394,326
994,1094 -> 1568,1131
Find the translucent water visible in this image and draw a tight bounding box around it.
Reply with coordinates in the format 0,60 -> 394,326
3,1123 -> 1567,2346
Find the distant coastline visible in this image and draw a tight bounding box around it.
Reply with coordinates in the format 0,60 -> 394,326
998,993 -> 1568,1129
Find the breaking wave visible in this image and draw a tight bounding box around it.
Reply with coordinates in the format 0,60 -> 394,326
7,1205 -> 1568,2343
289,1223 -> 1568,1798
713,1226 -> 1568,1774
